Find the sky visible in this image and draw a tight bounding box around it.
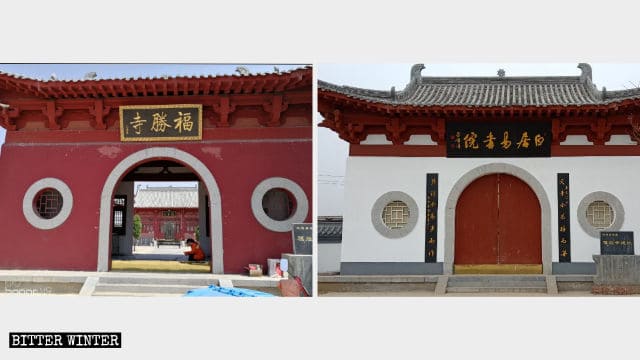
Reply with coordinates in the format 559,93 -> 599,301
317,63 -> 640,216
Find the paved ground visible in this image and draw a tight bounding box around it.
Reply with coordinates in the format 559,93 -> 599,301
319,290 -> 602,297
0,244 -> 284,297
317,274 -> 640,297
115,244 -> 190,261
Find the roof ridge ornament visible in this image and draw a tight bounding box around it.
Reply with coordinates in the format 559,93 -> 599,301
410,64 -> 425,85
577,63 -> 601,99
577,63 -> 592,84
235,66 -> 250,76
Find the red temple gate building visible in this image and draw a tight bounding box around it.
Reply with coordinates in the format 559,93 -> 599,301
319,63 -> 640,276
0,66 -> 312,274
133,186 -> 199,247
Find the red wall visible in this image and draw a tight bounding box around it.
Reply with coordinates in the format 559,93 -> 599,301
0,138 -> 311,273
136,208 -> 199,241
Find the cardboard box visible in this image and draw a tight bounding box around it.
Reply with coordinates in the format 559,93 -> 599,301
248,264 -> 263,277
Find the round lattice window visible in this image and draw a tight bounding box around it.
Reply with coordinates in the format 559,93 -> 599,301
381,201 -> 410,229
34,188 -> 63,219
577,191 -> 624,238
371,191 -> 419,239
586,200 -> 614,229
23,178 -> 74,230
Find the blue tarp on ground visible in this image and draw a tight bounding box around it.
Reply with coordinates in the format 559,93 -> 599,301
184,285 -> 276,297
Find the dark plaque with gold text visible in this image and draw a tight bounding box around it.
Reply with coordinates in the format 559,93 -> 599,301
600,231 -> 634,255
446,121 -> 551,157
557,173 -> 571,262
425,173 -> 438,262
292,223 -> 312,255
120,104 -> 202,142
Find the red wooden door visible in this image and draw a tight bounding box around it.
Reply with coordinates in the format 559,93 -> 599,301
455,173 -> 541,266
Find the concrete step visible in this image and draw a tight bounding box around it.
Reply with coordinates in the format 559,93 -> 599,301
448,275 -> 546,282
98,276 -> 215,287
92,276 -> 280,296
93,283 -> 202,295
448,280 -> 546,288
319,275 -> 440,283
446,275 -> 547,293
446,286 -> 547,293
92,292 -> 183,297
0,275 -> 87,283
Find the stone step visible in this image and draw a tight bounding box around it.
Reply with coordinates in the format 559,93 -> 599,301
0,275 -> 87,283
449,275 -> 546,283
93,283 -> 202,295
226,279 -> 280,288
319,275 -> 440,283
448,281 -> 546,289
92,292 -> 183,297
446,275 -> 547,293
98,276 -> 215,287
446,286 -> 547,293
92,277 -> 280,296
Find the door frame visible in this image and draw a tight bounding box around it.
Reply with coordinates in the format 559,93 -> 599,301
444,163 -> 552,275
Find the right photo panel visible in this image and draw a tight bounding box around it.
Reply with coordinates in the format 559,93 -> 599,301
317,63 -> 640,297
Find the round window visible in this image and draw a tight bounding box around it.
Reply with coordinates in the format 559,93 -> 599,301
577,191 -> 624,238
251,177 -> 309,232
381,200 -> 409,229
586,200 -> 614,229
262,188 -> 296,221
34,188 -> 64,219
371,191 -> 419,238
23,178 -> 74,230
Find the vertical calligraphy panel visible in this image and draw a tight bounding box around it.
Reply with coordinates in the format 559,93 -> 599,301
425,173 -> 438,262
557,173 -> 571,262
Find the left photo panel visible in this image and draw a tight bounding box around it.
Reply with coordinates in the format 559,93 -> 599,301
0,64 -> 313,297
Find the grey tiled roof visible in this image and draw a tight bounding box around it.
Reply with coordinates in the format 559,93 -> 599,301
319,63 -> 640,107
134,187 -> 198,208
318,217 -> 342,243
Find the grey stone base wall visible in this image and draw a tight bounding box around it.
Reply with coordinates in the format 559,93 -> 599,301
552,262 -> 596,275
593,255 -> 640,285
341,262 -> 597,275
283,254 -> 312,294
592,285 -> 640,295
340,262 -> 443,275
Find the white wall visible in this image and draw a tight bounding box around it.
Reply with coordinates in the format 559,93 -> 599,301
341,155 -> 640,264
318,243 -> 341,274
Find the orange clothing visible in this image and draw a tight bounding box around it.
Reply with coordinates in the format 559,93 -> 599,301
184,242 -> 205,261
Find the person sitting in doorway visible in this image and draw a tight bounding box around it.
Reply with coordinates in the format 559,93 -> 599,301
184,238 -> 205,261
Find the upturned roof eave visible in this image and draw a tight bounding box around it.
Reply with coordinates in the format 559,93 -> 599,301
318,88 -> 640,114
0,66 -> 312,99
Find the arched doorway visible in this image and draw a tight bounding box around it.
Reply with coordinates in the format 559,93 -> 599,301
109,159 -> 207,273
98,147 -> 223,273
454,173 -> 542,274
